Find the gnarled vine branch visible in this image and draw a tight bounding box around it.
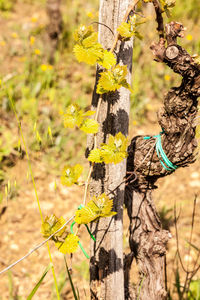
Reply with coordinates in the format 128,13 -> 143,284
124,16 -> 200,300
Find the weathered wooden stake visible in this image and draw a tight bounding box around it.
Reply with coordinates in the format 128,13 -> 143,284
88,0 -> 134,299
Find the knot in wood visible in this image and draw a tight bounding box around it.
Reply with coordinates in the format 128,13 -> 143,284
152,230 -> 171,256
165,45 -> 179,60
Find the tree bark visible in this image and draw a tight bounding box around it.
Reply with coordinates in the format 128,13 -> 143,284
46,0 -> 62,63
125,21 -> 200,299
88,1 -> 134,299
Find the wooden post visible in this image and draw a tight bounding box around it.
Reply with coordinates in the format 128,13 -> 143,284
88,0 -> 134,299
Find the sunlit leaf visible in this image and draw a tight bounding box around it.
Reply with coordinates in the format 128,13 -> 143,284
74,193 -> 117,224
74,25 -> 94,43
63,104 -> 99,133
88,148 -> 103,163
55,234 -> 79,254
73,25 -> 103,65
88,133 -> 128,164
80,118 -> 99,134
73,44 -> 103,65
63,104 -> 84,128
82,32 -> 99,48
61,164 -> 83,186
117,15 -> 146,40
101,132 -> 128,164
160,0 -> 176,16
98,50 -> 116,69
96,65 -> 133,94
82,110 -> 96,117
41,215 -> 67,238
118,22 -> 133,38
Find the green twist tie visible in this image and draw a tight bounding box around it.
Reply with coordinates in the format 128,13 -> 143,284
70,205 -> 96,259
144,131 -> 177,171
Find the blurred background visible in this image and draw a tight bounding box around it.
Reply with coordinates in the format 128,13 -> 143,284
0,0 -> 200,299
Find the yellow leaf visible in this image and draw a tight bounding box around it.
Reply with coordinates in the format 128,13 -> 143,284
74,25 -> 94,43
80,118 -> 99,134
63,104 -> 84,128
73,25 -> 103,65
117,15 -> 145,40
41,215 -> 66,238
96,65 -> 131,94
82,32 -> 99,47
55,234 -> 79,254
98,50 -> 116,69
83,110 -> 96,117
101,148 -> 127,164
61,164 -> 83,186
117,22 -> 134,39
73,44 -> 103,65
74,193 -> 116,224
88,148 -> 103,163
101,132 -> 128,164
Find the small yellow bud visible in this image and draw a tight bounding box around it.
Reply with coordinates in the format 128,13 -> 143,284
11,32 -> 18,39
132,120 -> 138,126
86,11 -> 95,19
30,36 -> 35,46
0,41 -> 6,47
164,74 -> 171,81
186,34 -> 193,41
40,64 -> 48,71
34,49 -> 41,56
31,16 -> 38,23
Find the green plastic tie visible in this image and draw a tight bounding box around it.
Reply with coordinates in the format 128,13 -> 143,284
70,205 -> 96,259
144,131 -> 177,171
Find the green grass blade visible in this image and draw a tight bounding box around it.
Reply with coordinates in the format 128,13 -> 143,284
186,240 -> 200,252
76,287 -> 80,300
27,263 -> 53,300
64,256 -> 79,300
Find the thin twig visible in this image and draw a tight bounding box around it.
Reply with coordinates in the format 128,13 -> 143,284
91,22 -> 114,36
174,204 -> 189,274
182,196 -> 197,296
83,165 -> 93,206
110,0 -> 140,53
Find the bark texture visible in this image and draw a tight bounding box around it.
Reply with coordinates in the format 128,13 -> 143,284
125,21 -> 200,299
88,1 -> 134,299
46,0 -> 62,63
